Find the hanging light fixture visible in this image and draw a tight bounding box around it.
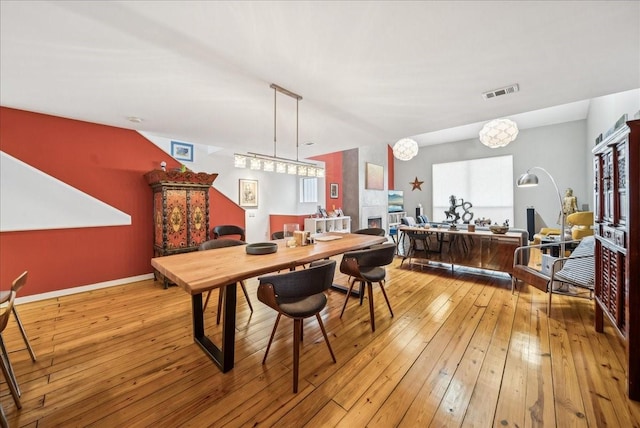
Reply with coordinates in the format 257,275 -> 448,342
392,138 -> 419,161
479,118 -> 519,148
234,83 -> 324,177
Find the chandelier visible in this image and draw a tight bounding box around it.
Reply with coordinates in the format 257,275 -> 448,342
234,84 -> 324,177
479,118 -> 519,148
392,138 -> 419,161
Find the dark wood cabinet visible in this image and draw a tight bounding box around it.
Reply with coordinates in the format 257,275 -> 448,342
145,170 -> 218,286
592,119 -> 639,400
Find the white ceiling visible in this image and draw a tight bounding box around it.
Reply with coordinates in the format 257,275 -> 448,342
1,1 -> 638,160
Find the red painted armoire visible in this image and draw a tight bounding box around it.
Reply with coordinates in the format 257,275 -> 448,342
145,170 -> 218,286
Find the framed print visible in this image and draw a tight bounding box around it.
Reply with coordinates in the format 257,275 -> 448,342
330,183 -> 339,199
365,162 -> 384,190
239,179 -> 258,207
320,208 -> 328,218
171,141 -> 194,162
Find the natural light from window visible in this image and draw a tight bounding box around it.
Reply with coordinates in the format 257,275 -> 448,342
432,155 -> 514,225
300,177 -> 318,203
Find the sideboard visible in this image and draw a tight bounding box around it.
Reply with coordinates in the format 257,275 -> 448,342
399,226 -> 525,274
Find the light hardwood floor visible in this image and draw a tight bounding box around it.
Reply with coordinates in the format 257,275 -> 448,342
1,256 -> 639,427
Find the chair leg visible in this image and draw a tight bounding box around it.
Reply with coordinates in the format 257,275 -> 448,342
340,279 -> 359,318
262,314 -> 281,365
12,307 -> 36,361
0,335 -> 21,409
315,313 -> 336,363
1,402 -> 10,428
239,281 -> 254,313
203,290 -> 212,311
367,282 -> 376,332
293,318 -> 302,393
216,287 -> 225,325
378,281 -> 394,318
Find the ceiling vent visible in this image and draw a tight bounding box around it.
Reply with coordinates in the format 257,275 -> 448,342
482,84 -> 519,100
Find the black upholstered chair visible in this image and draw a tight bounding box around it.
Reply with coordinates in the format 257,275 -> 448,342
211,225 -> 245,241
271,231 -> 284,240
353,227 -> 386,237
339,242 -> 396,332
257,259 -> 337,393
198,239 -> 253,324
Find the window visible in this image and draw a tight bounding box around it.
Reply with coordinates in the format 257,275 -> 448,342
300,177 -> 318,203
432,155 -> 513,224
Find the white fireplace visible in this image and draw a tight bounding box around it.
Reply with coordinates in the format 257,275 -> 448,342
361,205 -> 387,231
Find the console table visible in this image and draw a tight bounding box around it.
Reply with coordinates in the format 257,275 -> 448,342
399,226 -> 524,274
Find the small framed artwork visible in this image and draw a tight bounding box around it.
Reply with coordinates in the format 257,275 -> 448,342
330,183 -> 339,199
320,208 -> 328,218
239,179 -> 258,207
171,141 -> 194,162
365,162 -> 384,190
336,208 -> 344,217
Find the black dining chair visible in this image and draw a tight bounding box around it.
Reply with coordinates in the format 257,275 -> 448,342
198,239 -> 253,324
257,259 -> 337,393
271,231 -> 285,240
339,243 -> 396,332
211,225 -> 245,241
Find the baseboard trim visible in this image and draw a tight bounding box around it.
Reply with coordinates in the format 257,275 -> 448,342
15,273 -> 156,305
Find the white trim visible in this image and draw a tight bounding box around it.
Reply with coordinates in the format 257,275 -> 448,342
14,273 -> 155,305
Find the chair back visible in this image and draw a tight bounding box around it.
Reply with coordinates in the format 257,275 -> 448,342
400,216 -> 417,227
353,228 -> 386,237
198,238 -> 246,251
258,260 -> 336,303
417,215 -> 430,224
211,225 -> 245,241
554,236 -> 595,288
0,291 -> 16,333
12,271 -> 28,293
271,231 -> 284,240
340,242 -> 396,276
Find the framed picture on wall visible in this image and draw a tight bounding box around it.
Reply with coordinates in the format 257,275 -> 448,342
171,141 -> 194,162
239,179 -> 258,207
365,162 -> 384,190
330,183 -> 339,199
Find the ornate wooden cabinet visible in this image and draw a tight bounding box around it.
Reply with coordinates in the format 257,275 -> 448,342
592,118 -> 639,400
145,170 -> 218,286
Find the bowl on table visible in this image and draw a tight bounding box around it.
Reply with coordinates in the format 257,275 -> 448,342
246,242 -> 278,255
489,225 -> 509,234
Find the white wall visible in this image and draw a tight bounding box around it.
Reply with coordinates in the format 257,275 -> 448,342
141,133 -> 325,243
394,120 -> 588,232
585,88 -> 640,202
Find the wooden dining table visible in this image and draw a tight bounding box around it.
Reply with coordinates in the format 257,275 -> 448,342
150,232 -> 387,372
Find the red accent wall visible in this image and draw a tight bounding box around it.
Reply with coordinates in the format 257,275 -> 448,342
0,107 -> 244,297
311,151 -> 343,211
388,145 -> 395,190
269,215 -> 308,236
210,188 -> 245,232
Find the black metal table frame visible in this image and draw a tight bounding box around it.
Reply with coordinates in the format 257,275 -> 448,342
191,283 -> 237,372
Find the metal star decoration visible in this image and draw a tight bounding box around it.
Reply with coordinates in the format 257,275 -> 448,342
410,177 -> 424,191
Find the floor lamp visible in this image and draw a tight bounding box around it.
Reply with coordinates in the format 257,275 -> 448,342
517,166 -> 566,256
